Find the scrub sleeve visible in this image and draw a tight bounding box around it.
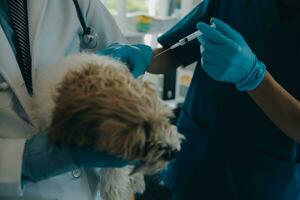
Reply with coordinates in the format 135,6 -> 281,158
157,1 -> 214,196
158,0 -> 214,67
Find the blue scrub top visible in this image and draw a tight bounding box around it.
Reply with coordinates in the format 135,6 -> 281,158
158,0 -> 300,199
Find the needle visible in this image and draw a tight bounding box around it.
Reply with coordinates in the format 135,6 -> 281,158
154,30 -> 202,58
154,48 -> 172,58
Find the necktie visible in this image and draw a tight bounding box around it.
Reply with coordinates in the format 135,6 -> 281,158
8,0 -> 33,95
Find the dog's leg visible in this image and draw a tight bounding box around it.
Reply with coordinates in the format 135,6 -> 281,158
99,167 -> 133,200
129,173 -> 145,195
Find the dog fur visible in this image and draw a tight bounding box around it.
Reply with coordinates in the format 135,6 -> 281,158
29,53 -> 184,200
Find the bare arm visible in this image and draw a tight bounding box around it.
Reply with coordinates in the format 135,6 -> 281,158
147,48 -> 181,74
248,71 -> 300,142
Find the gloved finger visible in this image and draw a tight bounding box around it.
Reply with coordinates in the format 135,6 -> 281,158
198,35 -> 221,53
131,59 -> 147,78
201,59 -> 215,76
202,54 -> 216,66
201,61 -> 223,81
133,44 -> 152,54
200,45 -> 204,54
71,145 -> 128,168
201,46 -> 217,64
201,57 -> 215,66
130,44 -> 152,78
126,48 -> 144,74
201,55 -> 215,67
108,49 -> 128,62
106,42 -> 123,49
210,18 -> 243,42
197,22 -> 233,45
97,45 -> 120,56
93,153 -> 128,168
131,68 -> 146,78
97,48 -> 113,55
122,51 -> 146,77
133,44 -> 153,65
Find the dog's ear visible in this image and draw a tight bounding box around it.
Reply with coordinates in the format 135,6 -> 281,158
48,98 -> 104,147
49,100 -> 150,160
95,120 -> 149,160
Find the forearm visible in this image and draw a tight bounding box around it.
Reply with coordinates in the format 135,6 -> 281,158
248,72 -> 300,142
147,48 -> 181,74
22,132 -> 78,183
22,132 -> 128,183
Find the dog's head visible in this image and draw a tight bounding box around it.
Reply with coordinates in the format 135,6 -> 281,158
130,124 -> 185,175
48,54 -> 184,171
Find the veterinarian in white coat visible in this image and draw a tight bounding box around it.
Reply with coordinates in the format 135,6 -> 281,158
0,0 -> 152,200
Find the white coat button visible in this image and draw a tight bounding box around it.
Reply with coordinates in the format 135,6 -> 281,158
72,168 -> 82,178
0,82 -> 9,91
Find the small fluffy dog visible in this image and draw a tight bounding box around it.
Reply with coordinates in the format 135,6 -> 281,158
30,53 -> 184,200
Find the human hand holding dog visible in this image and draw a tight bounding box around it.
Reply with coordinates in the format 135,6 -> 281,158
22,132 -> 127,183
97,43 -> 153,78
71,145 -> 128,168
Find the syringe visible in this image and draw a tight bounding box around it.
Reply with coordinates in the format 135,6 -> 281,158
155,30 -> 202,58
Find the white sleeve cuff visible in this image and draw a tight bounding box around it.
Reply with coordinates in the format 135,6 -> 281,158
0,138 -> 26,196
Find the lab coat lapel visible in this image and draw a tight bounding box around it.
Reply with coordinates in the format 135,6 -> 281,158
0,0 -> 49,123
0,26 -> 33,120
28,0 -> 48,80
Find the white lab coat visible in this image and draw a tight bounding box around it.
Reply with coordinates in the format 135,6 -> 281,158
0,0 -> 126,199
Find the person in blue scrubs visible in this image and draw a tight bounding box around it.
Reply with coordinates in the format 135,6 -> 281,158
148,0 -> 300,199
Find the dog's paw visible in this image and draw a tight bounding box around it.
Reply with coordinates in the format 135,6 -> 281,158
129,173 -> 145,194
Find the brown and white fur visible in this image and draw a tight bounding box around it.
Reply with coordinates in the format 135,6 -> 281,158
29,53 -> 184,200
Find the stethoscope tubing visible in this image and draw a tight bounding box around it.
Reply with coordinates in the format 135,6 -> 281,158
72,0 -> 90,35
73,0 -> 98,49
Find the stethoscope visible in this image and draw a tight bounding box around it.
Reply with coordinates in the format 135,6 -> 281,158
73,0 -> 98,50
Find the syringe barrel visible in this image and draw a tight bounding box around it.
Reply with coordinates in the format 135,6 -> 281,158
178,30 -> 202,45
187,30 -> 202,41
170,30 -> 202,50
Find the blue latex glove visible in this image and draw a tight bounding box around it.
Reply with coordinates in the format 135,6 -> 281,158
22,132 -> 127,182
197,18 -> 266,91
71,145 -> 127,168
97,43 -> 153,78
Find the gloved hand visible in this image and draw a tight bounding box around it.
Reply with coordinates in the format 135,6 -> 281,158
97,43 -> 153,78
197,18 -> 266,91
71,145 -> 127,168
22,132 -> 127,182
